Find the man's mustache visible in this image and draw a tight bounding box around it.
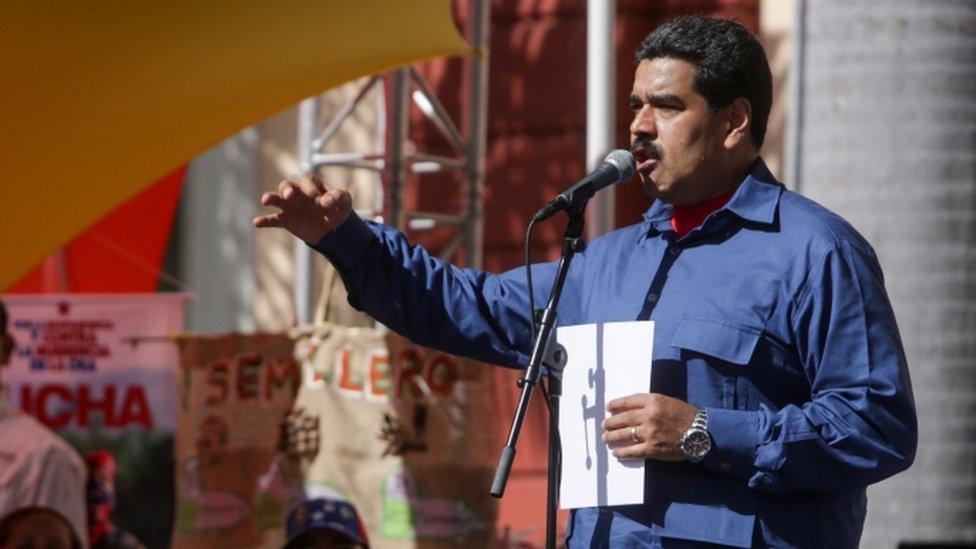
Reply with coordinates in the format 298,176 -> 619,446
631,136 -> 661,159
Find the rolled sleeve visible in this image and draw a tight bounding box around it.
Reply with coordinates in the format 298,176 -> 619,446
304,210 -> 546,368
702,407 -> 762,481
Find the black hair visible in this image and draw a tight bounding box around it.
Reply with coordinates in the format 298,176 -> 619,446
636,16 -> 773,148
0,300 -> 7,333
0,508 -> 83,549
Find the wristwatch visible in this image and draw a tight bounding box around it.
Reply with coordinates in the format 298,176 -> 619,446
679,408 -> 711,462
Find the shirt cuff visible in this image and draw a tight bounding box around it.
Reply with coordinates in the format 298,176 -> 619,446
701,407 -> 761,481
310,211 -> 378,271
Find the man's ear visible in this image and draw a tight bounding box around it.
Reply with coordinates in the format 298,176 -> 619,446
724,97 -> 753,150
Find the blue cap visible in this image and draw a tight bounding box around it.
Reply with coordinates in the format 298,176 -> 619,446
285,498 -> 369,547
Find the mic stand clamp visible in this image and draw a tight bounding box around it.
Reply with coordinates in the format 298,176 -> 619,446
491,206 -> 585,549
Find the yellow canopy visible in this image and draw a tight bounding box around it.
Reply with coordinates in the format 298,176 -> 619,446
0,1 -> 470,290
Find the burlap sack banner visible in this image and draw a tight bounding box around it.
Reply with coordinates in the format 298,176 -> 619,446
293,325 -> 504,548
173,333 -> 300,549
174,326 -> 506,548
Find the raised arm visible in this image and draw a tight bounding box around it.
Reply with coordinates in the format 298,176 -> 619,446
253,175 -> 559,368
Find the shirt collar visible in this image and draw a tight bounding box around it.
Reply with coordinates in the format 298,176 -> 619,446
641,157 -> 783,233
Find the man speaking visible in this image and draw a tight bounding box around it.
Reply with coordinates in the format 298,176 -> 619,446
255,16 -> 917,548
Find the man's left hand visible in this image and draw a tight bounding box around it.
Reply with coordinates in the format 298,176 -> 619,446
601,393 -> 698,461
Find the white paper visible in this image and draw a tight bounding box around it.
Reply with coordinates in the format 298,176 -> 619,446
556,321 -> 654,509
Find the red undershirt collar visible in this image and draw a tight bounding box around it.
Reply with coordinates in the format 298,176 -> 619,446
670,189 -> 736,237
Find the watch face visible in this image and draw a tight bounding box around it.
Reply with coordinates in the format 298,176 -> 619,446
682,429 -> 711,458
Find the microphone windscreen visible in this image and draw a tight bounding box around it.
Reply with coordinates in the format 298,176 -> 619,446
604,149 -> 636,181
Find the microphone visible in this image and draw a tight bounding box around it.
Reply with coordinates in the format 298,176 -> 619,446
532,149 -> 636,222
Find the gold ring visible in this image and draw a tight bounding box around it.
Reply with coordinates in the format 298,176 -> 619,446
629,425 -> 639,443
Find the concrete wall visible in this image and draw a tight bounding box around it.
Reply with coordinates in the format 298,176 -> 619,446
795,1 -> 976,545
176,130 -> 259,334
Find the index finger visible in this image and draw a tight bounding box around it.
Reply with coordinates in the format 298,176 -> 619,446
261,192 -> 286,209
606,393 -> 649,413
601,410 -> 639,432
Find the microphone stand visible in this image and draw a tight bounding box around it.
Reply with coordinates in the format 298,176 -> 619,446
491,205 -> 585,549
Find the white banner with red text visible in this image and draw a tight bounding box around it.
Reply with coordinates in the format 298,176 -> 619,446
1,292 -> 188,545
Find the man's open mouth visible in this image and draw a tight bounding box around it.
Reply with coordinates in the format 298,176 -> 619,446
632,148 -> 659,173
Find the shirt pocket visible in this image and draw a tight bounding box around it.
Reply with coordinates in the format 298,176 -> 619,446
670,317 -> 761,410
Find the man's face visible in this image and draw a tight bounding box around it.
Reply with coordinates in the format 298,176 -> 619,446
629,57 -> 729,205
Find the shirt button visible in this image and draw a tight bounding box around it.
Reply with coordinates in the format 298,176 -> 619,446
668,245 -> 680,256
646,292 -> 659,303
720,463 -> 731,472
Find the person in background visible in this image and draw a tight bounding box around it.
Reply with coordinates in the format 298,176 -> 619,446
85,450 -> 144,549
0,508 -> 78,549
283,498 -> 369,549
0,300 -> 88,548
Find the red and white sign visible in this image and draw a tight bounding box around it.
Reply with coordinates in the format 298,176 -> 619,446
1,293 -> 187,433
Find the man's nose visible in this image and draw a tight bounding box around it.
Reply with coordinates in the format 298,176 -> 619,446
630,106 -> 655,138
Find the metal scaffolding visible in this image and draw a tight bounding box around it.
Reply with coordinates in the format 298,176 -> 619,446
293,1 -> 490,324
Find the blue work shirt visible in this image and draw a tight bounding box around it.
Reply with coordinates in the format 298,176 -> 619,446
314,159 -> 917,548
